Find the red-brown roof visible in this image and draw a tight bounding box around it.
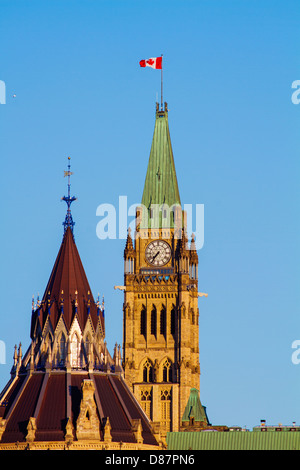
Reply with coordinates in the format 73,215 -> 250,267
31,227 -> 103,335
0,195 -> 158,448
0,371 -> 157,446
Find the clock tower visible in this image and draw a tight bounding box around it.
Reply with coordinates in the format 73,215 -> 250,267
122,103 -> 201,437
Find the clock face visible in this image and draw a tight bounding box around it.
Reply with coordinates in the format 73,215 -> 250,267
145,240 -> 171,266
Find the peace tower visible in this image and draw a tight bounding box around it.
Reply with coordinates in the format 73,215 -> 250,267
122,102 -> 202,437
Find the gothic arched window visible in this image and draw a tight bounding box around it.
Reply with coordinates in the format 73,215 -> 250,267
58,332 -> 66,366
162,358 -> 172,382
71,333 -> 81,368
40,333 -> 52,368
85,334 -> 91,358
160,389 -> 172,432
140,388 -> 152,420
143,359 -> 153,383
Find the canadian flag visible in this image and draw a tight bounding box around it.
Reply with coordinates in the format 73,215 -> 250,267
139,57 -> 162,69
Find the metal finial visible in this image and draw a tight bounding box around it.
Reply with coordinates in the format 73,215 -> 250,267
62,157 -> 77,234
100,295 -> 105,317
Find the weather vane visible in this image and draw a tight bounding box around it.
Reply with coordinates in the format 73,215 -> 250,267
62,156 -> 77,234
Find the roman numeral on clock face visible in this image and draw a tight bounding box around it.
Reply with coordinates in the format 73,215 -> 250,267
145,240 -> 171,267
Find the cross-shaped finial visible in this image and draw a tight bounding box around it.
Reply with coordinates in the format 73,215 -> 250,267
62,157 -> 77,234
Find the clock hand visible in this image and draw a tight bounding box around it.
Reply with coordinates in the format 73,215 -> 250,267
151,251 -> 160,263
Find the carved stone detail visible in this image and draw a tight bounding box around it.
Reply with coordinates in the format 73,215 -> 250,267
131,418 -> 143,445
65,416 -> 74,443
76,379 -> 100,441
103,416 -> 112,443
26,417 -> 37,442
0,418 -> 6,441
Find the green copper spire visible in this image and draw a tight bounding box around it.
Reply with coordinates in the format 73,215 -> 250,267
141,102 -> 181,229
182,388 -> 208,424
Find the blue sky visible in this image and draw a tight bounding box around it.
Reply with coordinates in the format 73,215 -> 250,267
0,0 -> 299,429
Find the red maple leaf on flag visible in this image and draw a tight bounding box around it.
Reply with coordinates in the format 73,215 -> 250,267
139,57 -> 162,69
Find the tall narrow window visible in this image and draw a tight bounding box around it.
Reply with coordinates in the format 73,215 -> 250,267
140,305 -> 146,337
160,305 -> 166,337
85,334 -> 92,364
45,333 -> 52,367
190,263 -> 197,279
151,305 -> 157,336
161,389 -> 172,432
162,359 -> 172,382
140,389 -> 152,420
71,333 -> 81,368
143,359 -> 153,382
58,333 -> 66,366
130,257 -> 134,273
171,307 -> 176,337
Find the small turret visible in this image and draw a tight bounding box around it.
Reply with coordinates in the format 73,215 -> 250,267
177,230 -> 190,274
124,227 -> 135,274
189,233 -> 198,280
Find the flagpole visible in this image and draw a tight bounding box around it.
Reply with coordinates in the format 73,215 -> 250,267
161,54 -> 163,110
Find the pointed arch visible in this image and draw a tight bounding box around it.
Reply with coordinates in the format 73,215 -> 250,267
162,357 -> 173,383
39,332 -> 53,368
58,332 -> 66,366
142,358 -> 154,383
